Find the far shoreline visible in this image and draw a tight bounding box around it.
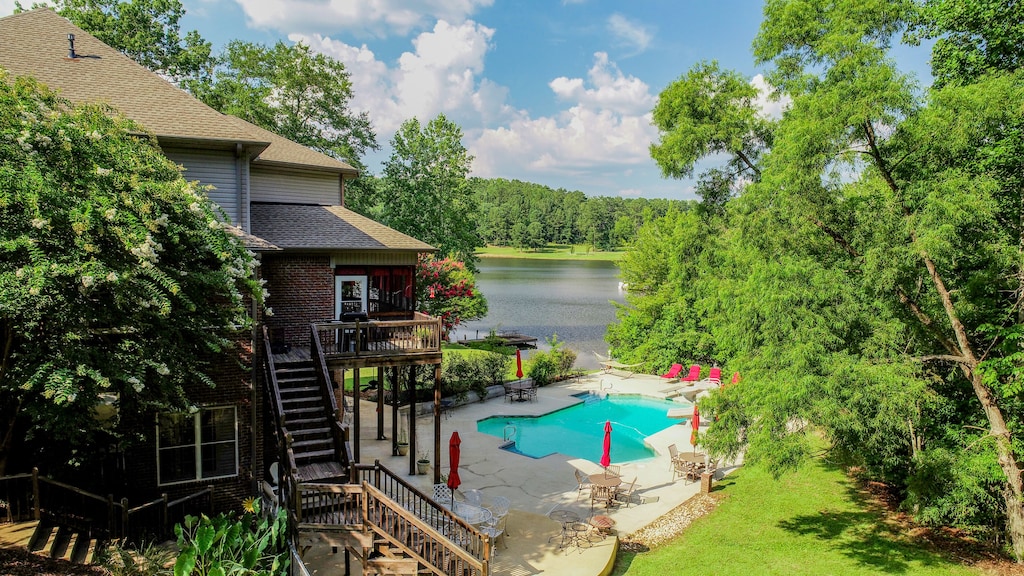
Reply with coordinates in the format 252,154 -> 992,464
476,245 -> 624,262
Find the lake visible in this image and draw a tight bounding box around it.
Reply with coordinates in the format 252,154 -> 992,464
450,257 -> 625,370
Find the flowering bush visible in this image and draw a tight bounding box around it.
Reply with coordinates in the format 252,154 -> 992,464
415,255 -> 487,338
0,72 -> 261,471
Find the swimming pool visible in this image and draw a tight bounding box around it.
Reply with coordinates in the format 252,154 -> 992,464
477,393 -> 692,462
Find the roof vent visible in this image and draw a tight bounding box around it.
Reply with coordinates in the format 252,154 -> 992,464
67,33 -> 77,59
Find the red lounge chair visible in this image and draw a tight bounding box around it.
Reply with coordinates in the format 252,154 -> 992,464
706,367 -> 722,385
680,364 -> 701,382
660,363 -> 684,380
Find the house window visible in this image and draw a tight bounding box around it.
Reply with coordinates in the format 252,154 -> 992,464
157,406 -> 238,486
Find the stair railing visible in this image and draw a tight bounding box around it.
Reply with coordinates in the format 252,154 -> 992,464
309,324 -> 348,466
362,483 -> 487,576
351,461 -> 489,569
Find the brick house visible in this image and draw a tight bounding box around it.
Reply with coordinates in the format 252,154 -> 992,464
0,8 -> 443,514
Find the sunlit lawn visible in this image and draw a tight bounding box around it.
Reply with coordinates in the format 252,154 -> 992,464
477,244 -> 623,261
614,457 -> 985,576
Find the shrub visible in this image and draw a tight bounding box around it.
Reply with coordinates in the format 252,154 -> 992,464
173,499 -> 289,576
441,350 -> 510,401
528,334 -> 578,386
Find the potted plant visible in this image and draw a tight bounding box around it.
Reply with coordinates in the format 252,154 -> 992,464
416,450 -> 430,475
396,429 -> 409,456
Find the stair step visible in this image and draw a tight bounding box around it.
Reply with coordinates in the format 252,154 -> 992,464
288,417 -> 333,427
27,521 -> 54,552
293,449 -> 337,461
281,396 -> 322,406
50,525 -> 73,559
294,436 -> 333,450
290,426 -> 330,437
70,533 -> 94,564
285,406 -> 328,416
280,386 -> 321,395
365,556 -> 419,575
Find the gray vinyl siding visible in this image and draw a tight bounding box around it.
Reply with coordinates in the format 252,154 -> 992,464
164,148 -> 240,225
251,168 -> 340,205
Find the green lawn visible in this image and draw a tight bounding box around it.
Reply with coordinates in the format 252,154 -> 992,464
614,458 -> 985,576
476,244 -> 624,261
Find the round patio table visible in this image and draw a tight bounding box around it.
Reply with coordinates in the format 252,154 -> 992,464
548,509 -> 581,548
451,502 -> 493,526
589,473 -> 622,507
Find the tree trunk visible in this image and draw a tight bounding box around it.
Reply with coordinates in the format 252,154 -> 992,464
924,253 -> 1024,562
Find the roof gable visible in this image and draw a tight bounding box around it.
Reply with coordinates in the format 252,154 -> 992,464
0,9 -> 357,175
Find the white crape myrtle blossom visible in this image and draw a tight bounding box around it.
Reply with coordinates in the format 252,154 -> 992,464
95,166 -> 112,177
31,218 -> 48,228
128,376 -> 144,393
81,275 -> 95,288
104,208 -> 117,220
155,363 -> 170,376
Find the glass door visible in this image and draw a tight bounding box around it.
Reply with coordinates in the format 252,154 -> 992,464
335,275 -> 367,318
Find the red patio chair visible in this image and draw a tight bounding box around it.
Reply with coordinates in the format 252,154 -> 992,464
660,363 -> 684,380
680,364 -> 701,382
706,366 -> 722,385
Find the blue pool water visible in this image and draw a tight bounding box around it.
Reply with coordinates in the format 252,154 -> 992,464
477,393 -> 692,462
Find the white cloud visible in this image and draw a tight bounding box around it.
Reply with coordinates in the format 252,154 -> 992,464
607,13 -> 652,54
618,188 -> 643,197
751,73 -> 790,119
232,0 -> 492,36
549,52 -> 654,115
292,19 -> 505,135
471,52 -> 658,180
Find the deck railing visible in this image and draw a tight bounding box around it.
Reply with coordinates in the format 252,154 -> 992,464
312,313 -> 442,359
352,461 -> 489,570
292,479 -> 487,576
0,468 -> 212,543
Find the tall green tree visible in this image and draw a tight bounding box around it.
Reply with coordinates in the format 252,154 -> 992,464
0,72 -> 261,474
379,114 -> 480,266
187,40 -> 377,170
626,0 -> 1024,560
48,0 -> 213,83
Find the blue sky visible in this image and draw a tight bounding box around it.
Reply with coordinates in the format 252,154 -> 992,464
3,1 -> 934,200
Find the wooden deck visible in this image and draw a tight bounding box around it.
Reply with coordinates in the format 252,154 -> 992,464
457,331 -> 538,349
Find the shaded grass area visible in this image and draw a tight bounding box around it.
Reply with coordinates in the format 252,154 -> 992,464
614,457 -> 986,576
476,244 -> 623,261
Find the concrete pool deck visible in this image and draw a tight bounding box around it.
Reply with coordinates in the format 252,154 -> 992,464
305,371 -> 738,576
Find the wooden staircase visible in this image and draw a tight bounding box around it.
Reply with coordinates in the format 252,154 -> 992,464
291,469 -> 489,576
26,519 -> 106,564
274,359 -> 345,482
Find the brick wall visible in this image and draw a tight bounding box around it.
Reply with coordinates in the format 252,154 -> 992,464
261,253 -> 333,347
121,335 -> 259,514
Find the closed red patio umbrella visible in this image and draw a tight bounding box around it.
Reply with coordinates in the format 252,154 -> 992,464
447,431 -> 461,503
600,420 -> 612,471
690,404 -> 700,454
515,349 -> 524,379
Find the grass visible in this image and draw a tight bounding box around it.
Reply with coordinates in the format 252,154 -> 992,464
476,244 -> 624,261
613,457 -> 987,576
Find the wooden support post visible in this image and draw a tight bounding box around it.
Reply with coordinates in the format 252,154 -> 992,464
408,366 -> 416,476
31,468 -> 39,520
433,363 -> 442,484
352,368 -> 360,463
120,497 -> 129,538
161,493 -> 169,535
391,366 -> 399,455
376,366 -> 385,440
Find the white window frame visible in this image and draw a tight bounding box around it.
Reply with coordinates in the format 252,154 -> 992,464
335,275 -> 368,318
156,405 -> 238,486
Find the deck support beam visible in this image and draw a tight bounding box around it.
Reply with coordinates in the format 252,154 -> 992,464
433,363 -> 442,484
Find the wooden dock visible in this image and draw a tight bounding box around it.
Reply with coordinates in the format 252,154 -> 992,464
458,330 -> 538,349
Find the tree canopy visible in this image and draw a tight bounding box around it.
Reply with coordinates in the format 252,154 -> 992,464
0,72 -> 261,474
616,0 -> 1024,561
377,114 -> 480,266
49,0 -> 213,83
186,40 -> 378,170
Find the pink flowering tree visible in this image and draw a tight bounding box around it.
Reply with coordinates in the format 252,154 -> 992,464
415,255 -> 487,339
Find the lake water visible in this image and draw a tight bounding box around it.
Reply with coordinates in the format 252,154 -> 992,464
450,258 -> 624,370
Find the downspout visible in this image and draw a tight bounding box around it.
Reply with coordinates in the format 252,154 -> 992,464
250,255 -> 262,494
236,144 -> 250,232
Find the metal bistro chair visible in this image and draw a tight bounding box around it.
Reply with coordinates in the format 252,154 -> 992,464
573,469 -> 592,501
615,477 -> 638,508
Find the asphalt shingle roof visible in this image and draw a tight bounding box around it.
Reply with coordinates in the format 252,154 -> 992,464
0,9 -> 358,175
250,204 -> 435,252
